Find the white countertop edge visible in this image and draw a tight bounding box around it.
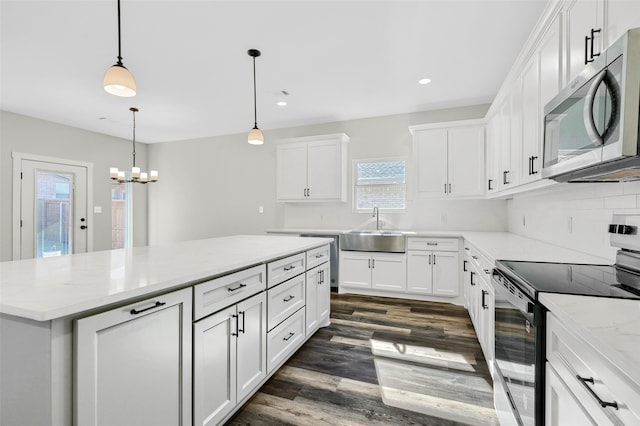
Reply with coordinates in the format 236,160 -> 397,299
539,293 -> 640,387
1,235 -> 333,322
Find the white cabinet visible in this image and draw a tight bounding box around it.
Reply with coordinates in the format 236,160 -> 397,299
406,237 -> 460,297
276,133 -> 349,202
305,261 -> 331,335
605,0 -> 640,48
339,251 -> 407,292
411,120 -> 485,198
565,0 -> 604,83
546,312 -> 640,426
193,291 -> 267,426
464,242 -> 495,374
75,287 -> 193,426
520,54 -> 541,184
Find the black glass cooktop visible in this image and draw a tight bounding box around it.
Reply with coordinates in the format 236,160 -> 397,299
496,260 -> 640,300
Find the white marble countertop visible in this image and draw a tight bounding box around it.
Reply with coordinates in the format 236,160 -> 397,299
266,228 -> 613,264
539,293 -> 640,387
0,235 -> 331,322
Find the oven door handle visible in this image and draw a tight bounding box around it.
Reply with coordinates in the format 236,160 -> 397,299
492,271 -> 534,315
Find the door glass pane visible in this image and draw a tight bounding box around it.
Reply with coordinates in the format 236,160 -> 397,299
111,183 -> 131,249
36,172 -> 72,257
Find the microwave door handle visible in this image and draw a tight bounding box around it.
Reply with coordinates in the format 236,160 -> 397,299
602,70 -> 621,142
584,69 -> 607,146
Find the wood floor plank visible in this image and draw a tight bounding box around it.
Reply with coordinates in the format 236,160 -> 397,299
227,293 -> 498,425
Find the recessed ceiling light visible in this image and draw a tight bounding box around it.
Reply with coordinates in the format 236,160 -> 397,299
276,101 -> 287,107
418,78 -> 432,85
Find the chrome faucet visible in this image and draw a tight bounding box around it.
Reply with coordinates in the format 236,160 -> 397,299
372,206 -> 380,230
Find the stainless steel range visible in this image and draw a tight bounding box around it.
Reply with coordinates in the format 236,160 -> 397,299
492,214 -> 640,426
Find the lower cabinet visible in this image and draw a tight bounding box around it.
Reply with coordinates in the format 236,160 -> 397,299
267,307 -> 306,373
193,292 -> 267,426
407,247 -> 459,296
545,313 -> 640,426
305,261 -> 331,335
75,287 -> 193,426
340,251 -> 406,291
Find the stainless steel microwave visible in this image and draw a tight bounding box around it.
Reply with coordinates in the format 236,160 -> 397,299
542,28 -> 640,182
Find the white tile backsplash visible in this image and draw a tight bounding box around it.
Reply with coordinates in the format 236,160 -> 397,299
506,182 -> 640,262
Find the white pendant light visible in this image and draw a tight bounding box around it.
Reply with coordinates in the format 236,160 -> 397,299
247,49 -> 264,145
110,107 -> 158,184
104,0 -> 136,97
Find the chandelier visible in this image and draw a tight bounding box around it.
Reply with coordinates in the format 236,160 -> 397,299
110,107 -> 158,184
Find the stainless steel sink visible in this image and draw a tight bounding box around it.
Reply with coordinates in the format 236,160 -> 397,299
340,230 -> 406,253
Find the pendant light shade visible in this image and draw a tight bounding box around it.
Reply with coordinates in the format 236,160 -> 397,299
104,64 -> 136,97
248,127 -> 264,145
104,0 -> 136,97
247,49 -> 263,145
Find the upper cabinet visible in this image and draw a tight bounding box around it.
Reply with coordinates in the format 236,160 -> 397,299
276,133 -> 349,202
485,0 -> 640,197
410,120 -> 485,198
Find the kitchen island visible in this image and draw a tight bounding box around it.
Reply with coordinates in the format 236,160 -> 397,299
0,234 -> 332,426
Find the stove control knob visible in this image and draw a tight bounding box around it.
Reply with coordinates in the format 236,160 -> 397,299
617,225 -> 636,235
608,224 -> 618,233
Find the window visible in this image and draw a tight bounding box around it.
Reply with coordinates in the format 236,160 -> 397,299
111,183 -> 131,249
354,159 -> 406,211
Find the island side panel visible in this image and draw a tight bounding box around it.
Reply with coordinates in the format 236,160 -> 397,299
0,314 -> 73,426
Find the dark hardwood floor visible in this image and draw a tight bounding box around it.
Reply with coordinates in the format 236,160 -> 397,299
227,292 -> 498,426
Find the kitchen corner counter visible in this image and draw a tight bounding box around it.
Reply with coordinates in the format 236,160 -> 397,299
0,234 -> 331,321
540,293 -> 640,387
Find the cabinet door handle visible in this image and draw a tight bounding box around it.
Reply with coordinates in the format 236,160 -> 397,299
503,171 -> 510,185
283,265 -> 295,271
239,310 -> 246,334
444,183 -> 448,194
320,270 -> 325,284
488,179 -> 494,191
130,301 -> 166,315
231,313 -> 239,337
283,331 -> 295,341
576,375 -> 618,409
481,290 -> 488,309
433,254 -> 436,265
531,156 -> 538,174
470,271 -> 476,286
528,156 -> 533,175
368,259 -> 371,269
371,258 -> 375,268
448,183 -> 452,194
428,254 -> 432,265
228,283 -> 247,292
283,295 -> 295,302
584,34 -> 590,64
463,260 -> 468,272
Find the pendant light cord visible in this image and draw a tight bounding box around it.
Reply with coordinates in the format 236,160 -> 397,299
252,56 -> 258,129
116,0 -> 123,65
131,107 -> 137,168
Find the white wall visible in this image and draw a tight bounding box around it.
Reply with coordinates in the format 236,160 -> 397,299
507,181 -> 640,262
148,104 -> 508,245
0,111 -> 149,261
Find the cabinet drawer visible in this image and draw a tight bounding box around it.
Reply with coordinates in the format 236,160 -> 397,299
267,274 -> 306,331
267,307 -> 305,373
547,313 -> 640,425
267,253 -> 306,288
194,265 -> 266,320
464,242 -> 493,275
306,244 -> 330,270
408,237 -> 459,252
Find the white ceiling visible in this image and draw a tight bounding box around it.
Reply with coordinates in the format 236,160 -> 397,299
0,0 -> 548,143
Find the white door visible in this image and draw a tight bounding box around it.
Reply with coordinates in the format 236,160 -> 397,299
317,262 -> 331,326
447,126 -> 485,197
414,129 -> 448,197
17,156 -> 90,259
432,251 -> 459,297
305,268 -> 320,333
307,140 -> 342,199
406,251 -> 432,294
566,0 -> 602,83
276,142 -> 308,200
339,252 -> 372,289
236,292 -> 267,402
545,362 -> 597,426
371,253 -> 407,292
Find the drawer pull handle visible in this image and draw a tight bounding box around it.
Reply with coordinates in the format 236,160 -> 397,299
427,242 -> 438,246
283,295 -> 295,302
228,283 -> 247,292
283,332 -> 295,341
472,255 -> 478,260
283,265 -> 295,271
483,269 -> 491,274
315,254 -> 323,258
576,375 -> 619,410
130,301 -> 166,315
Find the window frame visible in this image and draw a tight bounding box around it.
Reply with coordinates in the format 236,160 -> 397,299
351,157 -> 408,213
